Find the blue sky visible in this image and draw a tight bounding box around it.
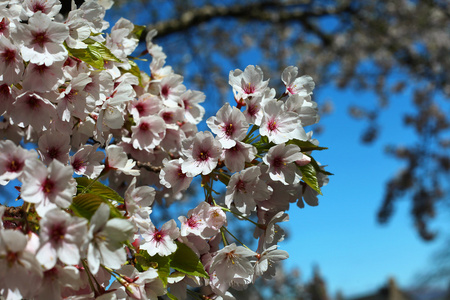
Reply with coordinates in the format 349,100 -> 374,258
282,84 -> 449,297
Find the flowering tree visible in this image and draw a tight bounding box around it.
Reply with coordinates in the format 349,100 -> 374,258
0,1 -> 331,299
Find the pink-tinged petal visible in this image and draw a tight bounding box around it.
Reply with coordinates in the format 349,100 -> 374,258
57,241 -> 80,265
36,242 -> 57,270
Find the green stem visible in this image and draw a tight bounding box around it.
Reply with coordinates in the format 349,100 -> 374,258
220,207 -> 261,227
220,227 -> 228,246
243,125 -> 260,143
222,226 -> 251,250
81,260 -> 98,296
80,172 -> 103,194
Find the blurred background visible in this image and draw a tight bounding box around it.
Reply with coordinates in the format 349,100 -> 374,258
77,0 -> 450,299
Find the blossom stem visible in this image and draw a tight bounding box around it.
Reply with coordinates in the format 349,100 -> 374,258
80,172 -> 103,194
81,260 -> 99,297
220,207 -> 261,227
220,227 -> 228,246
222,226 -> 251,250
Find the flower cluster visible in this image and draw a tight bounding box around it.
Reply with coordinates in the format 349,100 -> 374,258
0,1 -> 331,299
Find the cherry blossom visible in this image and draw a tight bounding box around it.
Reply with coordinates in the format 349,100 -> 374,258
141,219 -> 180,256
87,203 -> 134,274
181,131 -> 222,177
207,103 -> 249,149
13,11 -> 69,66
35,209 -> 87,270
21,159 -> 76,216
0,140 -> 37,185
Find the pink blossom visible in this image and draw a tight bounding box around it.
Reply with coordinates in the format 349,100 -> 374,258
37,130 -> 71,164
21,159 -> 76,216
225,166 -> 271,216
70,144 -> 105,179
223,141 -> 257,173
207,103 -> 249,149
263,143 -> 304,185
181,131 -> 222,177
131,115 -> 166,150
159,74 -> 186,107
282,66 -> 315,98
140,219 -> 180,256
21,61 -> 65,93
0,229 -> 43,299
36,209 -> 87,269
181,90 -> 205,125
0,140 -> 37,185
11,92 -> 56,131
0,35 -> 23,85
260,99 -> 305,144
229,65 -> 269,100
23,0 -> 62,18
87,203 -> 134,274
210,243 -> 256,286
160,158 -> 193,194
14,12 -> 69,66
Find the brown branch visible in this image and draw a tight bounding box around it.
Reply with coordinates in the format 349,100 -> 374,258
143,1 -> 353,43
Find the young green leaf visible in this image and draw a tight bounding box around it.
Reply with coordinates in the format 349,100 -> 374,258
298,163 -> 322,195
171,242 -> 209,278
76,177 -> 124,204
287,139 -> 328,152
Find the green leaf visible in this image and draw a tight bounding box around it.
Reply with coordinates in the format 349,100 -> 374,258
71,193 -> 123,220
84,38 -> 122,63
135,251 -> 171,287
171,242 -> 209,278
307,156 -> 334,176
76,177 -> 124,204
287,139 -> 328,152
66,46 -> 105,69
132,25 -> 147,40
70,193 -> 105,220
298,163 -> 322,195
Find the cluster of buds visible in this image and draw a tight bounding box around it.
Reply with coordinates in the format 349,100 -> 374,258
0,0 -> 330,299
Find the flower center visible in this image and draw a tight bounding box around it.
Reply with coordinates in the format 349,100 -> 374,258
2,49 -> 15,64
161,85 -> 169,98
50,223 -> 66,242
199,151 -> 209,161
32,31 -> 50,48
243,83 -> 255,94
32,3 -> 47,13
72,158 -> 84,172
42,178 -> 54,195
272,157 -> 285,169
139,122 -> 150,131
47,147 -> 59,159
0,18 -> 8,34
267,119 -> 278,132
7,159 -> 22,172
225,123 -> 234,137
153,229 -> 165,242
27,95 -> 41,110
236,179 -> 246,193
162,112 -> 173,122
187,216 -> 199,228
135,103 -> 145,115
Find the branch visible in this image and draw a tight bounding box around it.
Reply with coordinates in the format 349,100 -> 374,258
143,1 -> 353,43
